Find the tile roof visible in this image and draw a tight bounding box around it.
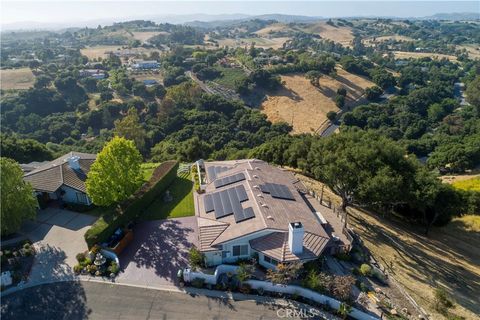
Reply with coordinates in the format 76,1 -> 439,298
24,152 -> 96,193
196,159 -> 331,262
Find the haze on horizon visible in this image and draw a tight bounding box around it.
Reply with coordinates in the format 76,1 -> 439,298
1,0 -> 479,30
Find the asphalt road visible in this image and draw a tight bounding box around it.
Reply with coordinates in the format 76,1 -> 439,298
0,282 -> 324,320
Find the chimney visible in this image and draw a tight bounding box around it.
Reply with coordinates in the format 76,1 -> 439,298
288,222 -> 304,255
67,155 -> 80,170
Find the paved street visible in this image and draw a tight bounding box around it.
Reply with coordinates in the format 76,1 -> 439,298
117,217 -> 198,287
0,281 -> 315,320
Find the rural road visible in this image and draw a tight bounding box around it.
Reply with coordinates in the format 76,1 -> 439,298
0,281 -> 326,320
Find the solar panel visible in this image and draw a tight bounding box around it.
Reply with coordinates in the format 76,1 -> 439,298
234,207 -> 256,223
207,185 -> 250,219
261,183 -> 295,200
214,172 -> 245,188
206,166 -> 230,181
204,195 -> 214,212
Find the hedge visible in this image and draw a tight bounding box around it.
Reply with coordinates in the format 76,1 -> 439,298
84,161 -> 179,248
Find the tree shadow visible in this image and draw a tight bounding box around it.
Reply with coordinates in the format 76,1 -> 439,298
29,243 -> 75,283
0,282 -> 91,320
120,219 -> 196,285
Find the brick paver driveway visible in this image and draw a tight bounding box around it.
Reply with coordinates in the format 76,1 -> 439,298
117,217 -> 198,288
19,208 -> 97,284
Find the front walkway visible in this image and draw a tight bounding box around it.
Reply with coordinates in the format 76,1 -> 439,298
117,216 -> 198,288
19,208 -> 97,284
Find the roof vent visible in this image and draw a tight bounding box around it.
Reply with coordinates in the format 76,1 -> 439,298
255,167 -> 260,170
267,215 -> 274,220
253,185 -> 260,189
253,175 -> 259,179
257,194 -> 263,198
261,203 -> 268,208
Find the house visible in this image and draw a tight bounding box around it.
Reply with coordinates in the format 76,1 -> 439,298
131,60 -> 160,70
79,69 -> 106,79
23,152 -> 96,206
142,79 -> 158,86
194,159 -> 352,270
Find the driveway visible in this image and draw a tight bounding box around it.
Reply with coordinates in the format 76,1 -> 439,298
117,216 -> 198,288
19,208 -> 97,284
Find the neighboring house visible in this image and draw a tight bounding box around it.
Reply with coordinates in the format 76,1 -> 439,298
23,152 -> 96,207
194,159 -> 352,270
79,69 -> 106,79
131,60 -> 160,69
142,79 -> 158,86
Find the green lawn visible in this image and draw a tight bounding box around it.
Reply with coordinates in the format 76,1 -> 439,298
213,66 -> 248,90
140,162 -> 161,182
141,170 -> 195,220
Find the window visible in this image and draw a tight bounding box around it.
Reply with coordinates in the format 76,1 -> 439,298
232,244 -> 248,257
76,192 -> 88,204
263,255 -> 278,266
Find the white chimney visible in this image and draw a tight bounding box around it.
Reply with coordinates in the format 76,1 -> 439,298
288,222 -> 304,255
67,155 -> 80,170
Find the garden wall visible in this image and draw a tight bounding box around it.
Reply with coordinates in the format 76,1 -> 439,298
84,161 -> 179,248
184,265 -> 379,320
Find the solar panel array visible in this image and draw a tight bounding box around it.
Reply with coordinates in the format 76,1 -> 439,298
213,172 -> 245,188
204,185 -> 255,222
206,166 -> 230,181
260,183 -> 295,200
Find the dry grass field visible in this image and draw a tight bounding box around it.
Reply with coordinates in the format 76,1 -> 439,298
131,31 -> 169,42
80,45 -> 122,59
393,51 -> 458,62
297,173 -> 480,320
216,37 -> 289,49
441,173 -> 480,184
130,71 -> 164,85
0,68 -> 35,90
260,68 -> 374,134
254,23 -> 293,36
364,35 -> 415,46
302,22 -> 354,47
457,44 -> 480,59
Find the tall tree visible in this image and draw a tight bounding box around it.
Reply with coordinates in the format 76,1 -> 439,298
1,158 -> 37,235
114,107 -> 147,151
86,137 -> 143,206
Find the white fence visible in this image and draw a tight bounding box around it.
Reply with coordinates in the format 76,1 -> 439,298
183,265 -> 379,320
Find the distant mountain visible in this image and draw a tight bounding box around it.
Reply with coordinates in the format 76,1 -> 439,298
423,12 -> 480,21
252,14 -> 322,23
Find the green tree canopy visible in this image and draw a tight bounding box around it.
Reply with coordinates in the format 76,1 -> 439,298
86,136 -> 143,206
114,107 -> 147,151
1,157 -> 37,235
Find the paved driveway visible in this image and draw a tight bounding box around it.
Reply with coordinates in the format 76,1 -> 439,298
117,217 -> 198,288
19,208 -> 97,284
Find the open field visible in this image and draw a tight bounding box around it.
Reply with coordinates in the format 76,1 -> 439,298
457,44 -> 480,59
213,66 -> 247,90
142,170 -> 195,220
297,173 -> 480,320
441,173 -> 480,185
301,22 -> 354,47
393,51 -> 458,62
364,35 -> 415,46
80,45 -> 122,59
130,71 -> 164,85
131,31 -> 169,42
254,23 -> 293,36
0,68 -> 35,90
216,37 -> 289,49
260,68 -> 374,134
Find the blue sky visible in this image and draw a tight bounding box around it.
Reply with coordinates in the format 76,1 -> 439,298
1,1 -> 479,26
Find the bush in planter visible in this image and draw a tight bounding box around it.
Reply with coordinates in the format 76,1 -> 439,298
188,246 -> 204,270
191,277 -> 205,288
237,263 -> 254,282
73,264 -> 82,274
239,283 -> 251,294
87,264 -> 98,275
359,264 -> 372,276
108,261 -> 119,274
76,253 -> 86,263
91,245 -> 101,255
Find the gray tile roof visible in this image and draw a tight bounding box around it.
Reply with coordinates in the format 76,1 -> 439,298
24,152 -> 96,193
196,159 -> 331,262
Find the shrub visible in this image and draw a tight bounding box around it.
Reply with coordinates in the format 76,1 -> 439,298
23,243 -> 31,250
433,288 -> 455,315
372,269 -> 386,283
73,264 -> 83,274
188,246 -> 204,269
359,282 -> 369,293
239,283 -> 251,294
237,263 -> 254,282
359,264 -> 372,276
108,262 -> 120,274
87,264 -> 98,275
76,252 -> 86,263
84,161 -> 179,248
91,245 -> 101,254
327,111 -> 337,122
191,277 -> 205,288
